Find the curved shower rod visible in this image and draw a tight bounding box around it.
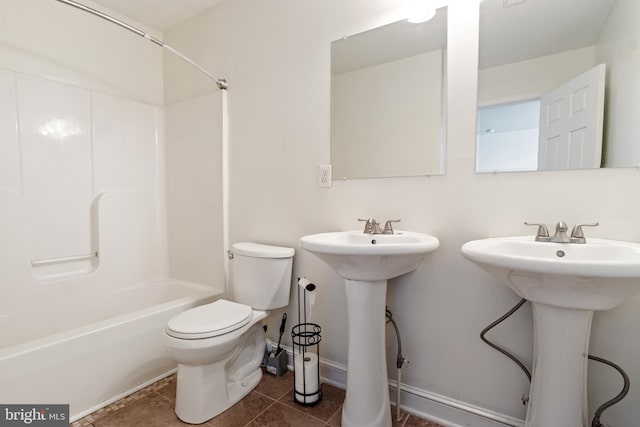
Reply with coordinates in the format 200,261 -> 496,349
54,0 -> 228,90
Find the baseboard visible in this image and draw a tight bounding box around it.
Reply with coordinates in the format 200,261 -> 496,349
283,346 -> 524,427
387,380 -> 525,427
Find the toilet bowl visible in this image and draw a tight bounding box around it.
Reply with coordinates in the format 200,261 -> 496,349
163,242 -> 294,424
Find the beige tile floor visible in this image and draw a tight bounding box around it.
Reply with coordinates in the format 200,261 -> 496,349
71,369 -> 444,427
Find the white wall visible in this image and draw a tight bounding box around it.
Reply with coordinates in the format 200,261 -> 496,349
165,92 -> 224,287
164,0 -> 640,425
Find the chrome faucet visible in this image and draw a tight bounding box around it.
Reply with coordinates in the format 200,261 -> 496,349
525,221 -> 599,244
358,218 -> 382,234
358,218 -> 401,234
551,221 -> 571,243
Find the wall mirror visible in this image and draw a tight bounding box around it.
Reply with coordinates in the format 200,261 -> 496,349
331,7 -> 447,180
476,0 -> 639,173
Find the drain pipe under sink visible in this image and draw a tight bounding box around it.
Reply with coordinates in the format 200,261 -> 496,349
386,307 -> 407,421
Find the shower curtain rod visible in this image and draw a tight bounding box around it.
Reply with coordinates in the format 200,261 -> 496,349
54,0 -> 228,90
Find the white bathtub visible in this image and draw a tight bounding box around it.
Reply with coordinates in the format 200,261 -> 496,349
0,279 -> 221,421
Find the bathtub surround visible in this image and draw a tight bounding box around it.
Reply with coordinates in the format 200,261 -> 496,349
48,0 -> 231,289
0,66 -> 168,290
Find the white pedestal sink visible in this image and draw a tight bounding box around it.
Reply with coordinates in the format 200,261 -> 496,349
462,236 -> 640,427
300,230 -> 439,427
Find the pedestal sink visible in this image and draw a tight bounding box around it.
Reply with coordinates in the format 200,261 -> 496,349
300,230 -> 439,427
461,236 -> 640,427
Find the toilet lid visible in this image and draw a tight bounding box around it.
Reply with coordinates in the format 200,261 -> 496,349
166,299 -> 253,339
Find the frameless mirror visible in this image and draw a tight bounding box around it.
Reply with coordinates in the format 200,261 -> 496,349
476,0 -> 640,173
331,7 -> 447,180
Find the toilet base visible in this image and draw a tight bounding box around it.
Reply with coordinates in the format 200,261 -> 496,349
171,322 -> 267,424
175,363 -> 262,424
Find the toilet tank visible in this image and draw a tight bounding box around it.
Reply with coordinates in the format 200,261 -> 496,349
231,242 -> 295,310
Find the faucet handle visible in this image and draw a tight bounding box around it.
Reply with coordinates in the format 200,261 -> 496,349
524,222 -> 550,241
382,220 -> 401,235
570,222 -> 599,243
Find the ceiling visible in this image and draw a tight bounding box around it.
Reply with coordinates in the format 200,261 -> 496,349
91,0 -> 225,31
479,0 -> 617,69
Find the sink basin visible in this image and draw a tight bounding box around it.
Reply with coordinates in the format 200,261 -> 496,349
461,235 -> 640,310
300,230 -> 439,427
461,235 -> 640,427
299,230 -> 440,281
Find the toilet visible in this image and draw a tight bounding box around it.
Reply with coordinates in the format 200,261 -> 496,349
163,242 -> 294,424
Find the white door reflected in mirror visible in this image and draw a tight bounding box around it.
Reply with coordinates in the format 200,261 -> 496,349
476,0 -> 639,172
476,64 -> 606,172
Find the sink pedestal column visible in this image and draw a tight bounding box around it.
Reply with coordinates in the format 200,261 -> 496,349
342,279 -> 392,427
526,302 -> 593,427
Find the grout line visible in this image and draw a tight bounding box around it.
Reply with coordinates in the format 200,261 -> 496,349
325,405 -> 342,426
253,386 -> 294,403
152,390 -> 175,405
276,397 -> 332,425
277,388 -> 294,401
243,399 -> 279,426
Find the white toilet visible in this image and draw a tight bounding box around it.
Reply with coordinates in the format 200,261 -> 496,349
163,242 -> 294,424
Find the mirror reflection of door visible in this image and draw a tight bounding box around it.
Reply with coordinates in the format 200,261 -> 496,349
538,64 -> 605,170
476,64 -> 606,173
476,0 -> 639,172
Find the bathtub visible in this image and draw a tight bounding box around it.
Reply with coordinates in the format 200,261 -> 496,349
0,279 -> 221,421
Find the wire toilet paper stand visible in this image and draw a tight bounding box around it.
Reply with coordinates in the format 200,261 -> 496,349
292,277 -> 322,405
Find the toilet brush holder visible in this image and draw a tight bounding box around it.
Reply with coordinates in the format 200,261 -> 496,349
266,348 -> 288,377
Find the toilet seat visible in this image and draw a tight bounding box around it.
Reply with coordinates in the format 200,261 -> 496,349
166,299 -> 253,339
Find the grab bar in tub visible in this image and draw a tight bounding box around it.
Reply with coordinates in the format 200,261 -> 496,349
31,252 -> 99,266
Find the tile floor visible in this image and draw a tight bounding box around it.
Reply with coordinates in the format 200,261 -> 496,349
71,369 -> 444,427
